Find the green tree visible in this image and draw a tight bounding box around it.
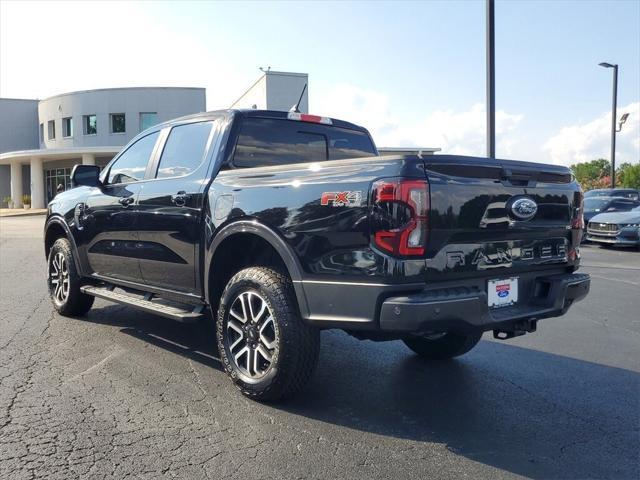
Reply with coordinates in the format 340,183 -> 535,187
570,158 -> 611,191
617,163 -> 640,189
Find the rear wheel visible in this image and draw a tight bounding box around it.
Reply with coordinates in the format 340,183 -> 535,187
47,238 -> 94,316
403,331 -> 482,360
216,267 -> 320,401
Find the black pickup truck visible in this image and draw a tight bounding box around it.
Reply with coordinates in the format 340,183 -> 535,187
44,109 -> 590,400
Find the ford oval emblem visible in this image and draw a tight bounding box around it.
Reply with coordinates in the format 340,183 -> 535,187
510,197 -> 538,220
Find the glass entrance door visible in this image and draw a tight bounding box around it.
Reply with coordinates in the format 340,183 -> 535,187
45,168 -> 72,203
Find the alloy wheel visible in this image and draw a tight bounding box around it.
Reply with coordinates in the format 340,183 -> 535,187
225,291 -> 277,379
50,252 -> 70,303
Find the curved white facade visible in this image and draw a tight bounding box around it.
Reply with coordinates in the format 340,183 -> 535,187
38,87 -> 206,149
1,87 -> 206,209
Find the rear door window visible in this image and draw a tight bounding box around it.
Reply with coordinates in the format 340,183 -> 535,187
155,122 -> 214,178
233,118 -> 375,168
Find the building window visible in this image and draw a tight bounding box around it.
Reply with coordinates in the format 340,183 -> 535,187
139,112 -> 158,132
62,117 -> 73,138
39,123 -> 44,143
110,113 -> 126,134
83,115 -> 97,135
47,120 -> 56,140
45,168 -> 73,203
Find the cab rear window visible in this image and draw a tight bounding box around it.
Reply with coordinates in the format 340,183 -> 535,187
232,118 -> 376,168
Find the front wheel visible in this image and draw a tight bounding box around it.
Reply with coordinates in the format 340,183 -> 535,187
403,331 -> 482,360
47,238 -> 94,316
216,267 -> 320,401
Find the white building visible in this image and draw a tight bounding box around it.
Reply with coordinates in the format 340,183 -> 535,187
230,70 -> 308,113
0,87 -> 206,208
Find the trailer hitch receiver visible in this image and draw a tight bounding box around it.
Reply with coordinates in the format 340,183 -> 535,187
493,319 -> 538,340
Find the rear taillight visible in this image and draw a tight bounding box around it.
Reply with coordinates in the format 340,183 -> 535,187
571,190 -> 584,229
371,178 -> 429,256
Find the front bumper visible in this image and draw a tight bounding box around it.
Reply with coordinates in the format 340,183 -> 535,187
586,227 -> 640,246
379,272 -> 590,333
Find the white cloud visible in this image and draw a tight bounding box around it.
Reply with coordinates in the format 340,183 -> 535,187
543,102 -> 640,166
315,84 -> 523,157
313,84 -> 399,138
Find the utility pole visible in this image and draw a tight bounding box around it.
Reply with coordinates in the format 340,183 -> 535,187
486,0 -> 495,158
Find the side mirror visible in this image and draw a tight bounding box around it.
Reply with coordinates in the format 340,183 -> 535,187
606,207 -> 616,212
71,165 -> 101,188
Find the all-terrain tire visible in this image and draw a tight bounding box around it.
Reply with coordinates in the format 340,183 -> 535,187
403,331 -> 482,360
216,267 -> 320,401
47,238 -> 94,316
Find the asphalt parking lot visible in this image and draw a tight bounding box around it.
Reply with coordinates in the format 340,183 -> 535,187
1,215 -> 638,479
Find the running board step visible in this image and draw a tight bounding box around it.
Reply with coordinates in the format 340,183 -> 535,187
81,285 -> 205,323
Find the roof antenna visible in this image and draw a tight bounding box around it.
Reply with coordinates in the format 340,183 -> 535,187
290,83 -> 307,113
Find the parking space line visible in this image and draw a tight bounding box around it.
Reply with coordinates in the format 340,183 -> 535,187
587,273 -> 639,287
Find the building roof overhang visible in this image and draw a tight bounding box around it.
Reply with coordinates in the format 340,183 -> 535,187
0,146 -> 121,165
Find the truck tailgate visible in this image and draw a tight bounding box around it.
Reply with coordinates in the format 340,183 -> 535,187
422,155 -> 581,281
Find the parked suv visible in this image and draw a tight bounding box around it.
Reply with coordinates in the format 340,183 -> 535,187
44,110 -> 590,400
584,188 -> 639,201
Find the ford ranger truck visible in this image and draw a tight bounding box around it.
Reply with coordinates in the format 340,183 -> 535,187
44,109 -> 590,400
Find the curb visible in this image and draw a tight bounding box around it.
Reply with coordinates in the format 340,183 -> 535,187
0,211 -> 47,218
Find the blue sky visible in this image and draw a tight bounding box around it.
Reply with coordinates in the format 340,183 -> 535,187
1,0 -> 638,165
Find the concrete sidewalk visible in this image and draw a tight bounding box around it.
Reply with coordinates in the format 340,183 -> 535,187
0,208 -> 47,217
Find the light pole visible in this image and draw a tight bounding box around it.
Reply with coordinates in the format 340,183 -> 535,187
486,0 -> 495,158
599,62 -> 618,188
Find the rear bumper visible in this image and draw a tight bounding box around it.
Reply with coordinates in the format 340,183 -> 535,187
379,272 -> 590,333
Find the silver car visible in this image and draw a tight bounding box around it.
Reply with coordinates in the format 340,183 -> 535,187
586,206 -> 640,248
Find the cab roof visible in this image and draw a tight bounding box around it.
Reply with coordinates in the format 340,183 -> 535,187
157,109 -> 370,133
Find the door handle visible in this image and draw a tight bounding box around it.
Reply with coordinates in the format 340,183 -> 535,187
118,196 -> 134,207
171,191 -> 191,206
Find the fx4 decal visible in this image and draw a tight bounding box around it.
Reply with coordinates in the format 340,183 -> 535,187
320,191 -> 364,207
